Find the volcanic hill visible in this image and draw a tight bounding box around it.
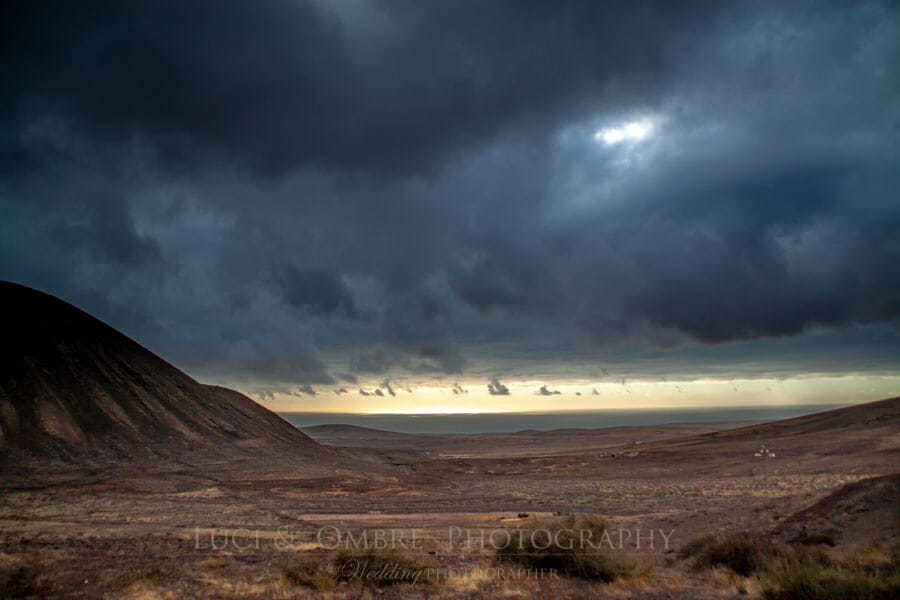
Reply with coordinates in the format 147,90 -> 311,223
0,281 -> 321,463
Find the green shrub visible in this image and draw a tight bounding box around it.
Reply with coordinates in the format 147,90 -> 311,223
494,514 -> 634,582
332,549 -> 437,587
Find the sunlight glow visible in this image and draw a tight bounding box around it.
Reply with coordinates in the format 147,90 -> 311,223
595,119 -> 654,145
245,373 -> 900,413
364,407 -> 508,415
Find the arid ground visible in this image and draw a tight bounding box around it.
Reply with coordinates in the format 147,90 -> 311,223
2,398 -> 897,599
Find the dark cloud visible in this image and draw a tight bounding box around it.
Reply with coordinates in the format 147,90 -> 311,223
488,378 -> 510,396
1,1 -> 898,387
379,288 -> 466,374
349,349 -> 394,375
0,1 -> 736,176
273,265 -> 356,318
538,386 -> 562,396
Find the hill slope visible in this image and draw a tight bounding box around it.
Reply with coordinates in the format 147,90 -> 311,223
565,396 -> 900,479
648,395 -> 900,456
774,473 -> 900,549
0,281 -> 320,461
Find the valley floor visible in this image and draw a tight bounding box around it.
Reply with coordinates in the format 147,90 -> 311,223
1,399 -> 898,599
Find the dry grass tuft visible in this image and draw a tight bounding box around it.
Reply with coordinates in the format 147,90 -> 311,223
678,532 -> 787,576
282,556 -> 334,590
494,514 -> 634,582
445,568 -> 492,593
762,546 -> 900,600
196,557 -> 230,570
114,565 -> 178,590
681,533 -> 900,599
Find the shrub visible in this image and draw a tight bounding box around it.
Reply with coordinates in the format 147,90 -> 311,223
114,564 -> 177,588
283,557 -> 333,589
788,544 -> 833,569
517,512 -> 530,518
332,549 -> 437,587
762,554 -> 900,600
494,514 -> 634,582
679,532 -> 787,576
0,566 -> 53,598
197,557 -> 230,570
793,532 -> 837,547
837,545 -> 896,577
140,566 -> 174,582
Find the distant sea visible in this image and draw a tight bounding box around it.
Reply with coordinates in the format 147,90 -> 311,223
279,403 -> 847,435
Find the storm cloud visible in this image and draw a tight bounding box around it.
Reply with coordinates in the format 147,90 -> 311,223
1,1 -> 898,386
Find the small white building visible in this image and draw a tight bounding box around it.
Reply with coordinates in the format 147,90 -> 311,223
754,445 -> 776,458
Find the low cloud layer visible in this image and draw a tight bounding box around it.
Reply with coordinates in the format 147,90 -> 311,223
2,1 -> 898,387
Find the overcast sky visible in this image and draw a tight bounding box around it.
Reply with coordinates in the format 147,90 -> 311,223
2,1 -> 898,410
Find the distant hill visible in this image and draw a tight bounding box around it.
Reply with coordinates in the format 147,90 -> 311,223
0,281 -> 321,462
704,396 -> 900,438
301,422 -> 748,459
665,395 -> 900,452
594,395 -> 900,478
